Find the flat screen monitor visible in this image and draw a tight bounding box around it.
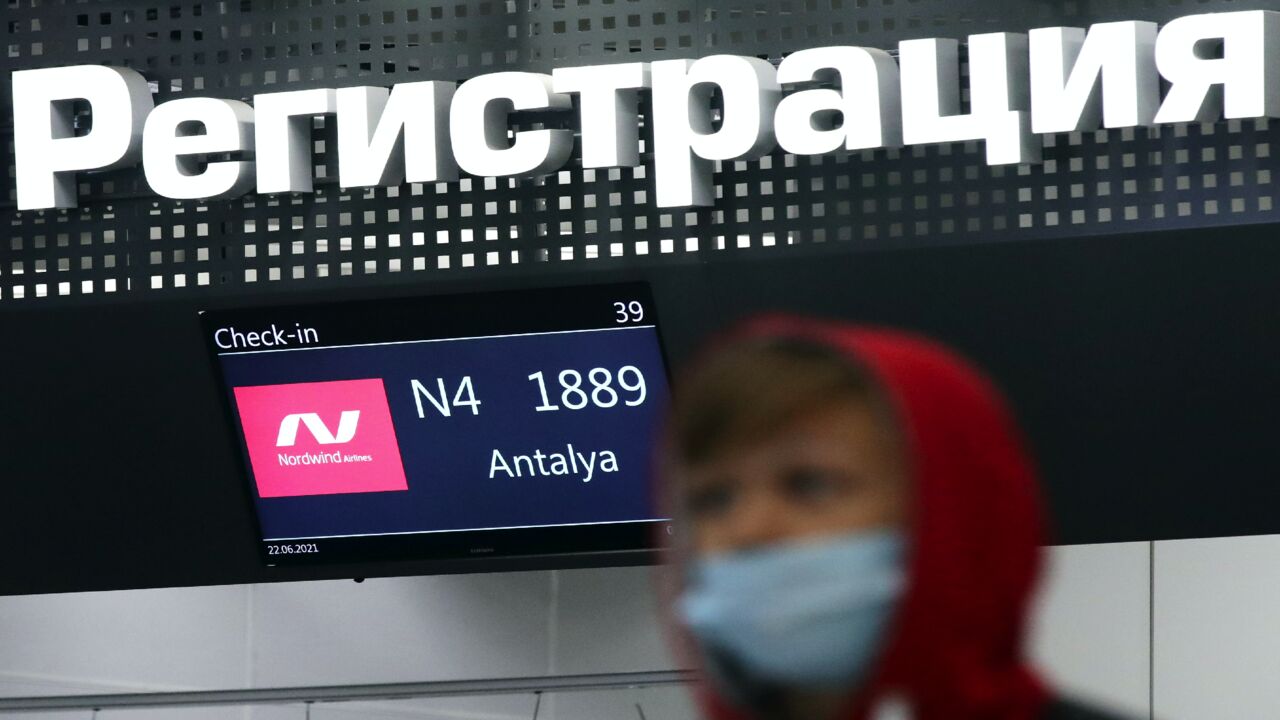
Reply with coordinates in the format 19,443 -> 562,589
201,283 -> 671,567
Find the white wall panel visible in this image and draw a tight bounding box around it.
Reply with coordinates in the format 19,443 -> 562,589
552,567 -> 676,674
1030,542 -> 1152,718
0,670 -> 247,720
1153,534 -> 1280,720
548,686 -> 698,720
0,585 -> 250,694
0,543 -> 1161,719
248,573 -> 553,687
551,567 -> 699,720
248,696 -> 532,720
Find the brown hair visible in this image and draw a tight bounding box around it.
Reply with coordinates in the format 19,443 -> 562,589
666,336 -> 882,467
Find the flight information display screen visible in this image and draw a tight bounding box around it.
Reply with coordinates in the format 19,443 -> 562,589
201,283 -> 671,567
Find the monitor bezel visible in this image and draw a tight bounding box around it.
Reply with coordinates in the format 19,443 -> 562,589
199,280 -> 675,572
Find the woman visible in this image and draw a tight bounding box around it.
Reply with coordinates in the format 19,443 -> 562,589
660,316 -> 1136,720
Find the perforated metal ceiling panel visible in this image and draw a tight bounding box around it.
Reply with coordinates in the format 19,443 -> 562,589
2,0 -> 1278,306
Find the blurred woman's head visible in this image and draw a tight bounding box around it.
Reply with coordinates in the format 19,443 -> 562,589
666,337 -> 910,555
659,317 -> 1050,720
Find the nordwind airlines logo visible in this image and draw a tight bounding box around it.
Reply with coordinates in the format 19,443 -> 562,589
233,379 -> 408,498
275,411 -> 360,447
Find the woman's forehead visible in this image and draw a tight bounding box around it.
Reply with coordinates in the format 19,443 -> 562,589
682,399 -> 906,479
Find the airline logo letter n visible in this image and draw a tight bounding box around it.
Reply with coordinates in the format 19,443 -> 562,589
276,411 -> 360,447
233,379 -> 408,498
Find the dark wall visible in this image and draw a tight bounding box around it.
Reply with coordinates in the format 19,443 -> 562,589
3,224 -> 1280,595
4,0 -> 1280,593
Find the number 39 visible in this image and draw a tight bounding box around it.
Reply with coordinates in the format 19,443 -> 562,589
613,301 -> 645,324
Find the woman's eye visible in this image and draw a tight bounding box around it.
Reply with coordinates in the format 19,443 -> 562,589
782,468 -> 848,502
686,483 -> 735,518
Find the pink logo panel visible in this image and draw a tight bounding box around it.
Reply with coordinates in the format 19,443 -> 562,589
233,379 -> 409,498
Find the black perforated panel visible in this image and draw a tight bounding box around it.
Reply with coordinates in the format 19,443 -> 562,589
9,1 -> 1280,593
2,0 -> 1279,305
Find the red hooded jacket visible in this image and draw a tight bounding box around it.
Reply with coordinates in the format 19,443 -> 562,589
665,316 -> 1054,720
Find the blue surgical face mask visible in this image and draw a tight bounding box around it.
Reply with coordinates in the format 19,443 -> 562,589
678,529 -> 906,688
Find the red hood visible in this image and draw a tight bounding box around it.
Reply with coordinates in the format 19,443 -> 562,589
662,315 -> 1052,720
